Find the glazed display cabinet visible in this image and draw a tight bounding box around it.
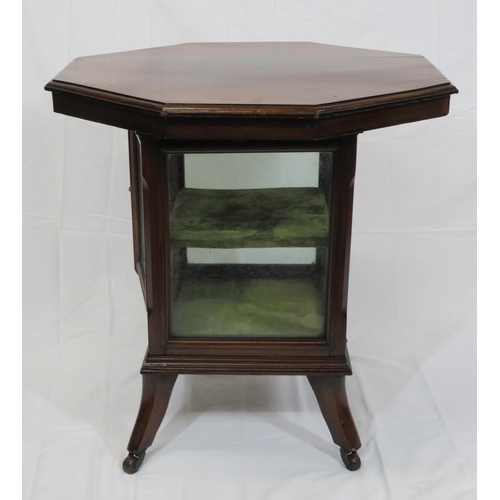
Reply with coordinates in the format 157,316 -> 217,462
45,42 -> 457,473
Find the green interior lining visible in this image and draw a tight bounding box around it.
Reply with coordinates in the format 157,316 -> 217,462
171,278 -> 325,338
170,187 -> 329,248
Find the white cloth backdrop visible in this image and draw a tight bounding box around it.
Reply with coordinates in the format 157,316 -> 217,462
23,1 -> 476,499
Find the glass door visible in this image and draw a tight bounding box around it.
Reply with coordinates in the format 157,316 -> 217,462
167,151 -> 333,339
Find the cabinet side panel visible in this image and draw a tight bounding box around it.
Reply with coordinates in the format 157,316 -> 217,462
128,131 -> 147,299
326,135 -> 357,354
138,135 -> 171,355
128,131 -> 141,268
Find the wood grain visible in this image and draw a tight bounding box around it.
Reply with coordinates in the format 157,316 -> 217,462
47,42 -> 453,107
45,42 -> 459,471
45,42 -> 457,140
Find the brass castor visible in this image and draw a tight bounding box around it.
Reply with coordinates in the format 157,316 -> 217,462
340,448 -> 361,471
122,451 -> 146,474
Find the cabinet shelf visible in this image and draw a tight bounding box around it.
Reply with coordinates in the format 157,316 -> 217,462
171,277 -> 325,338
170,187 -> 329,248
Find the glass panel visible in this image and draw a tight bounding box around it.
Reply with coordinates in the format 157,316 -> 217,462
167,152 -> 332,339
136,139 -> 147,281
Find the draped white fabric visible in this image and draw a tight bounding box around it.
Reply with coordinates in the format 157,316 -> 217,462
23,1 -> 476,499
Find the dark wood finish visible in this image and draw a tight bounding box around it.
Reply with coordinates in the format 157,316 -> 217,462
326,135 -> 357,354
159,138 -> 342,154
156,340 -> 332,359
307,375 -> 361,453
128,130 -> 141,268
45,42 -> 458,472
48,89 -> 453,141
45,42 -> 457,141
123,374 -> 178,474
141,353 -> 352,375
128,131 -> 146,301
152,137 -> 354,360
138,134 -> 171,355
46,43 -> 453,107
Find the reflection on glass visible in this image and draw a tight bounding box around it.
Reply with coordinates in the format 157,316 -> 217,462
167,152 -> 332,339
137,141 -> 147,281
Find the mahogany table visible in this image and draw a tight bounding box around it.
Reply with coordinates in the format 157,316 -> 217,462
45,42 -> 457,473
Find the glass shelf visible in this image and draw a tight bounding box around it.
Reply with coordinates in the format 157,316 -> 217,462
169,187 -> 329,249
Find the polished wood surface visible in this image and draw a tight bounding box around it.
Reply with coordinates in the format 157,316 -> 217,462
125,132 -> 375,470
45,42 -> 457,140
45,42 -> 458,473
123,374 -> 178,474
131,134 -> 357,361
47,42 -> 453,107
308,375 -> 362,470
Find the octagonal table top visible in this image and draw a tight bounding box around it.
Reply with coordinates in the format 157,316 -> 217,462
45,42 -> 457,140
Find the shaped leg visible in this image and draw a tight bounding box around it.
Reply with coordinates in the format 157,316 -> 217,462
123,373 -> 178,474
307,375 -> 361,471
